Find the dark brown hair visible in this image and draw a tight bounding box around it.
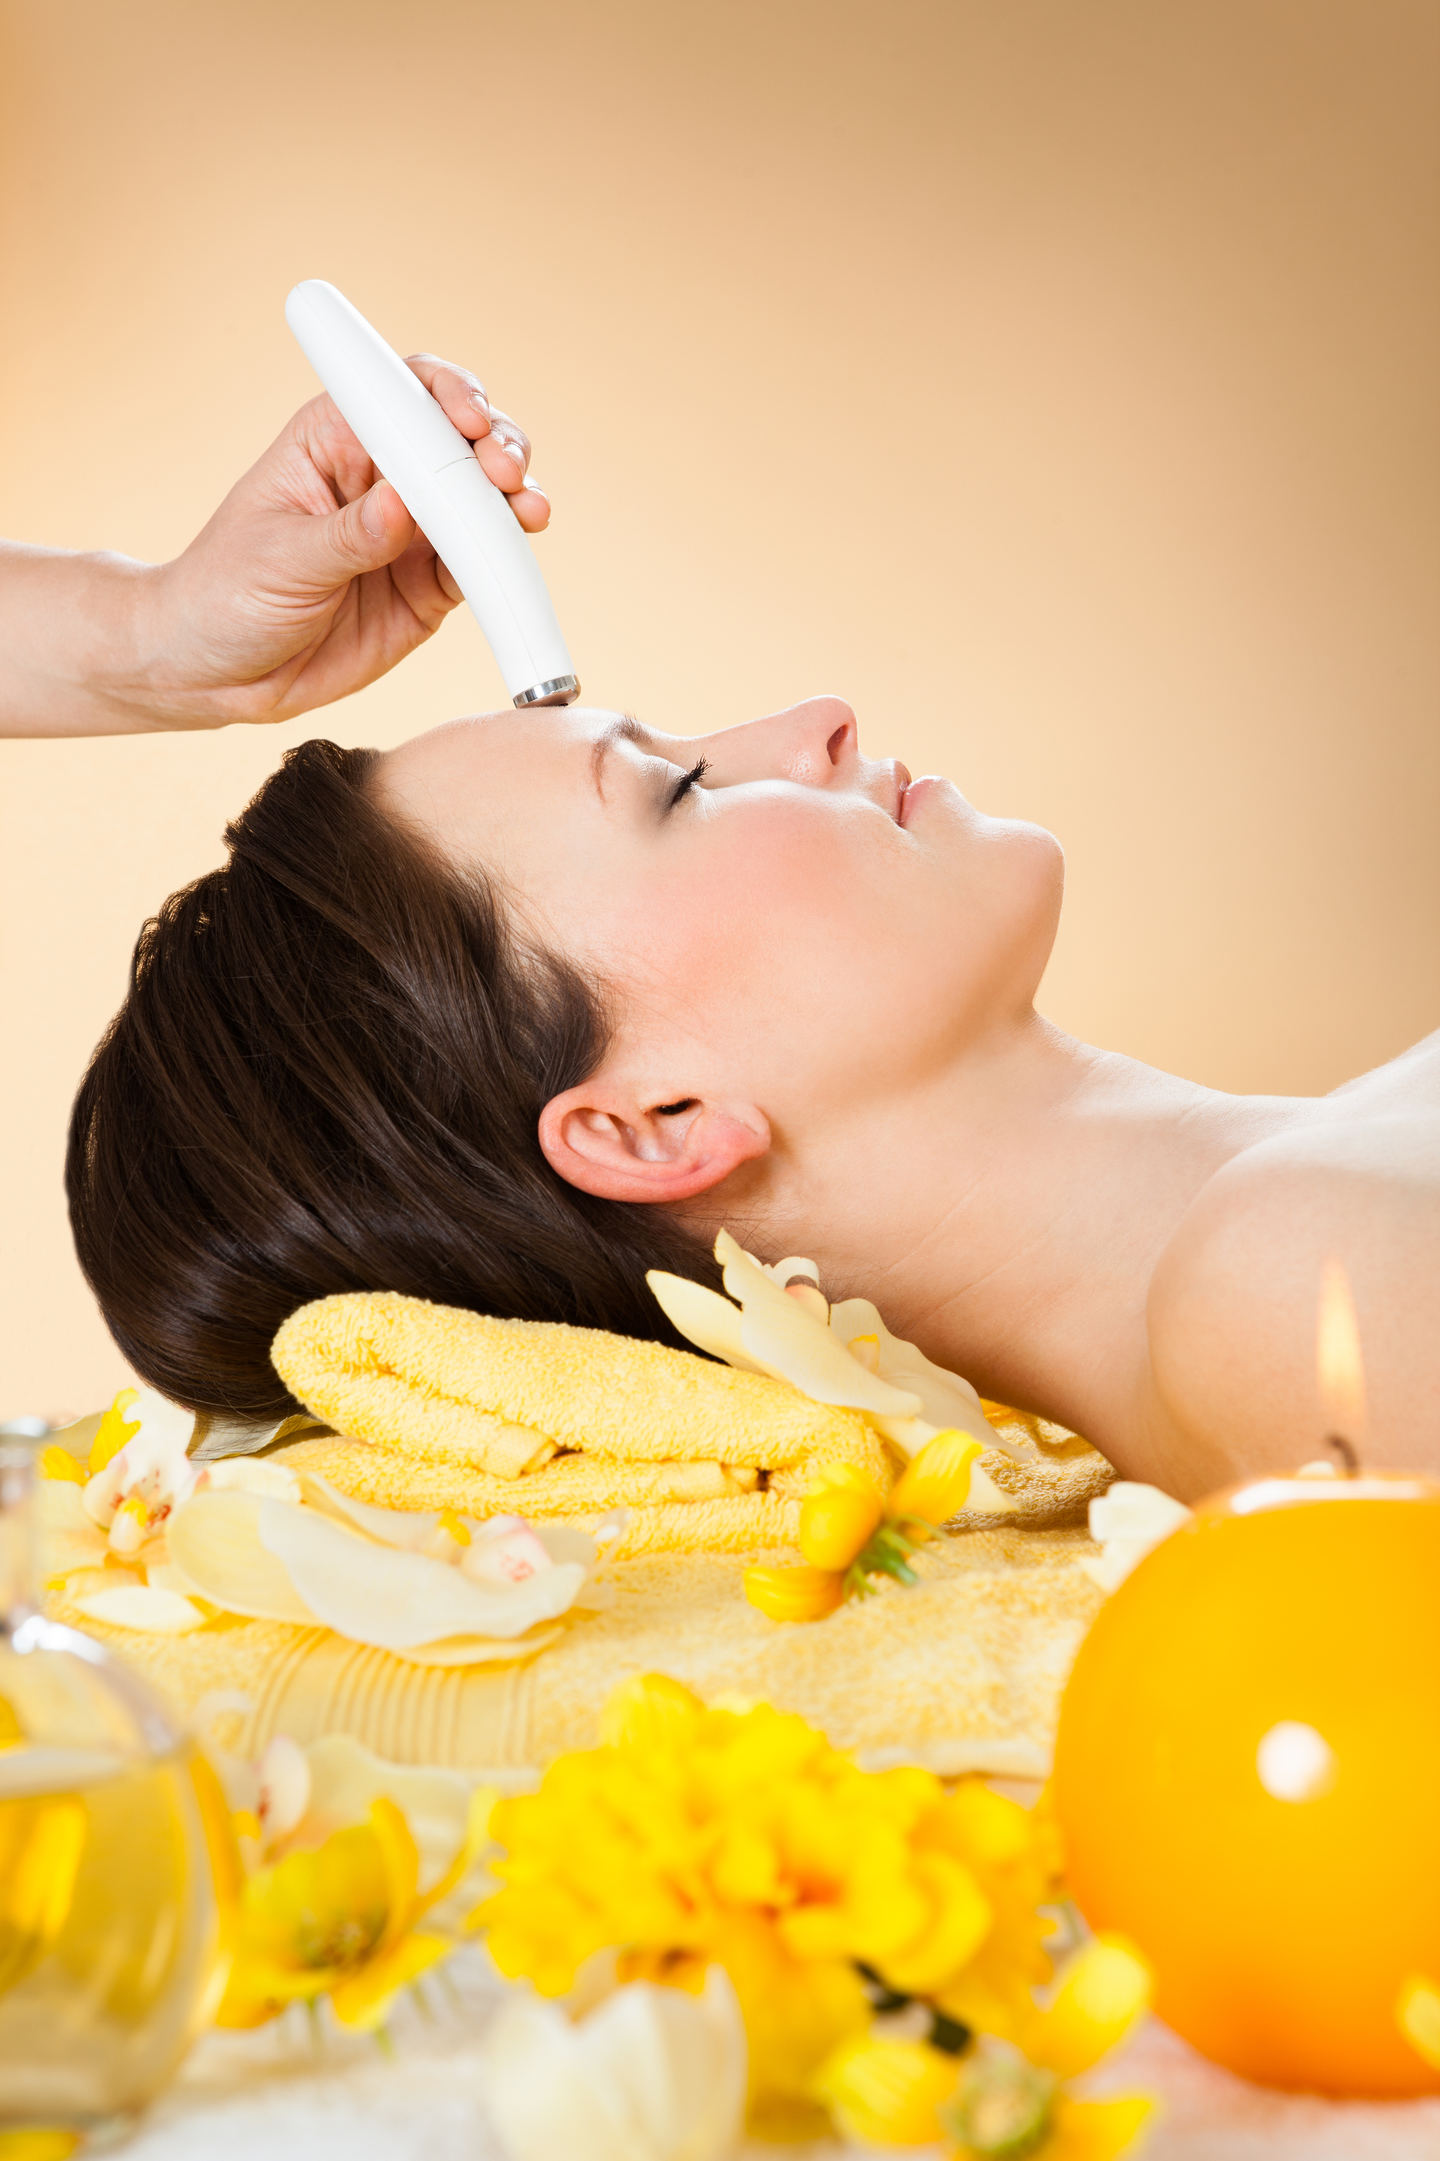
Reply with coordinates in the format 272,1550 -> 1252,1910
66,737 -> 716,1420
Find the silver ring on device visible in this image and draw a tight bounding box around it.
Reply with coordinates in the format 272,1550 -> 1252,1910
513,676 -> 581,708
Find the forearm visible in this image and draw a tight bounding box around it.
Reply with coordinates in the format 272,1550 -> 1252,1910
0,543 -> 169,738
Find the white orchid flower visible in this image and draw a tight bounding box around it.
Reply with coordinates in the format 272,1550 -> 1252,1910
80,1385 -> 199,1552
1082,1481 -> 1193,1591
649,1229 -> 1019,1513
158,1475 -> 614,1665
45,1385 -> 615,1661
480,1970 -> 746,2161
40,1402 -> 302,1635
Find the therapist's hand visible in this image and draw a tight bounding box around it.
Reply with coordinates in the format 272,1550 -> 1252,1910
131,358 -> 550,728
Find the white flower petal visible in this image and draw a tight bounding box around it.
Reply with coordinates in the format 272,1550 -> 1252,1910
127,1385 -> 197,1454
481,1970 -> 746,2161
960,1460 -> 1022,1516
165,1490 -> 317,1624
645,1271 -> 765,1374
296,1474 -> 449,1552
258,1735 -> 311,1845
532,1523 -> 602,1570
199,1458 -> 302,1502
827,1296 -> 1002,1450
712,1230 -> 924,1418
378,1624 -> 564,1668
75,1585 -> 209,1634
1083,1481 -> 1192,1590
256,1499 -> 587,1650
463,1522 -> 553,1586
296,1736 -> 475,1891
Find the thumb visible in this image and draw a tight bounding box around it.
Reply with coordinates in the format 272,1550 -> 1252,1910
302,481 -> 415,585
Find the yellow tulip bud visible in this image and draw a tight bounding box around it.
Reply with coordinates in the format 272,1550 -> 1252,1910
890,1431 -> 981,1536
743,1564 -> 846,1623
814,2036 -> 959,2147
799,1466 -> 884,1569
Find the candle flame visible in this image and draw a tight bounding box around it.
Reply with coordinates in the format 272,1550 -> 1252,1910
1316,1257 -> 1366,1443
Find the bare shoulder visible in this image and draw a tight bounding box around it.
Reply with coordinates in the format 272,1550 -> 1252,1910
1144,1115 -> 1440,1496
1329,1026 -> 1440,1109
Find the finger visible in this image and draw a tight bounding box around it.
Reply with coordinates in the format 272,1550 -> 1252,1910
509,482 -> 551,534
476,422 -> 532,495
293,478 -> 416,589
404,352 -> 492,440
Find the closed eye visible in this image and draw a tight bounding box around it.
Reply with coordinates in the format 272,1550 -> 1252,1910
667,756 -> 710,809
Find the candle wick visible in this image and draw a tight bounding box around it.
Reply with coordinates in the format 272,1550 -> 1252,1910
1325,1433 -> 1360,1478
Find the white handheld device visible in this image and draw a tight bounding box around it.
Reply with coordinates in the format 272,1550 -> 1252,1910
285,279 -> 579,708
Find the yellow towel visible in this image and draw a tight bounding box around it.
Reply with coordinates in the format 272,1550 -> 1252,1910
53,1401 -> 1112,1781
271,1290 -> 895,1557
65,1523 -> 1104,1784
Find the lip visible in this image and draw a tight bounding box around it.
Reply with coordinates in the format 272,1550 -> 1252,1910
889,761 -> 913,824
897,773 -> 942,828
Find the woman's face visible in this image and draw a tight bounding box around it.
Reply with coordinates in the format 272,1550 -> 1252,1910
378,696 -> 1062,1145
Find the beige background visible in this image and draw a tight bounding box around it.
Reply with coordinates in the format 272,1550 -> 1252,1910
1,0 -> 1437,1414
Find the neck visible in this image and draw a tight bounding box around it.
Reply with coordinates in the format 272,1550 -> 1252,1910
749,1013 -> 1310,1471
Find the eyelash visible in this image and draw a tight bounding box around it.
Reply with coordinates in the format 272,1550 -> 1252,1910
667,757 -> 710,808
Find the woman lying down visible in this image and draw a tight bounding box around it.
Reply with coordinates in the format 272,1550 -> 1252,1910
67,697 -> 1438,1500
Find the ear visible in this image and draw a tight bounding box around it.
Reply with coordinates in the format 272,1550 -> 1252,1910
537,1084 -> 771,1204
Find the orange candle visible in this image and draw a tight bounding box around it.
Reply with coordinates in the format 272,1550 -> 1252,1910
1053,1268 -> 1440,2098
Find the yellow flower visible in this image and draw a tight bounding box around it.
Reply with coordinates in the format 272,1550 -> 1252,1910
1399,1974 -> 1440,2069
0,1794 -> 87,2000
745,1431 -> 984,1624
815,2034 -> 961,2145
814,1938 -> 1154,2160
216,1797 -> 457,2031
472,1677 -> 1057,2128
743,1564 -> 847,1623
892,1430 -> 986,1538
799,1464 -> 884,1569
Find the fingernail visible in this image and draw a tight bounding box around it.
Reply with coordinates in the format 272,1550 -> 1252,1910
360,483 -> 388,539
503,439 -> 527,466
469,385 -> 490,415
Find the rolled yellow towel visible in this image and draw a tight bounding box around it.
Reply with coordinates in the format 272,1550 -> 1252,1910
270,1291 -> 894,1557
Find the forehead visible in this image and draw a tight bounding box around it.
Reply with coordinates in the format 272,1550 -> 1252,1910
376,706 -> 621,840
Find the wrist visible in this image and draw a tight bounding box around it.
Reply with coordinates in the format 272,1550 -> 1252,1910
0,545 -> 181,737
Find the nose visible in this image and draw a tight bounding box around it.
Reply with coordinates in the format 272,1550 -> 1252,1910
699,695 -> 859,789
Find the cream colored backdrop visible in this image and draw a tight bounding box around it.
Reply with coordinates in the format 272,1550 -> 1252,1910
2,0 -> 1437,1413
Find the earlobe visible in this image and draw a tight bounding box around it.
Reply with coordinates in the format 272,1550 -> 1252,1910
537,1088 -> 770,1205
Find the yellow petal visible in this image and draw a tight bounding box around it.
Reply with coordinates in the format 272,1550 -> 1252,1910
601,1672 -> 705,1749
88,1388 -> 140,1474
799,1473 -> 884,1569
878,1851 -> 993,1997
0,2134 -> 82,2161
329,1929 -> 453,2030
891,1430 -> 982,1532
1029,1937 -> 1153,2079
1046,2093 -> 1156,2161
1398,1974 -> 1440,2070
38,1446 -> 86,1486
743,1564 -> 846,1623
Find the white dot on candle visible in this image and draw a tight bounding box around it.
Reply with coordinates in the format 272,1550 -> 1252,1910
1256,1721 -> 1337,1803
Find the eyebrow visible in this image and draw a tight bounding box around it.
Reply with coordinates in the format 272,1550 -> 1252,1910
589,713 -> 650,802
